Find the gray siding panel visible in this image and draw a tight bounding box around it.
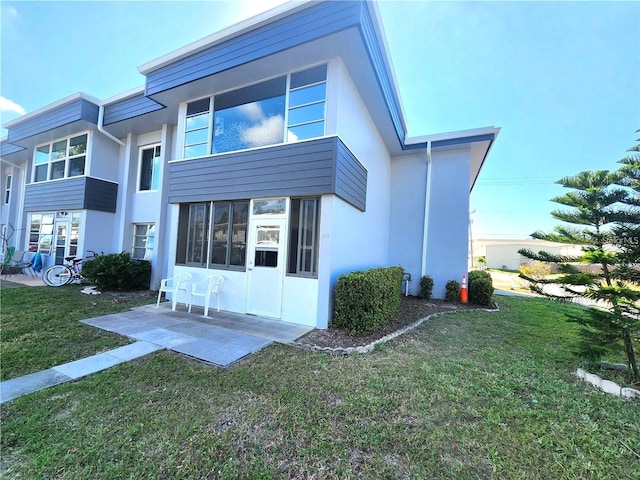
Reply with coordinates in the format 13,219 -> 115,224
1,141 -> 25,156
168,137 -> 367,211
335,141 -> 367,211
23,177 -> 117,213
168,137 -> 336,203
103,93 -> 165,125
84,178 -> 118,213
24,178 -> 86,212
7,99 -> 99,143
146,1 -> 361,96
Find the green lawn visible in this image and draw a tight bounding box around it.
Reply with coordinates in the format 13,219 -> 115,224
0,285 -> 158,380
2,295 -> 638,479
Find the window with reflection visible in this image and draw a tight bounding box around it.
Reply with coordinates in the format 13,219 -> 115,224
32,133 -> 88,183
213,77 -> 286,153
180,65 -> 327,158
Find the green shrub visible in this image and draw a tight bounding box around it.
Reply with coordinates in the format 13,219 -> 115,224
419,275 -> 434,299
445,280 -> 460,303
468,270 -> 494,306
333,266 -> 403,335
81,252 -> 151,291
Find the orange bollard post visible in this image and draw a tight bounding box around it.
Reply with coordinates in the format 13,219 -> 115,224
460,274 -> 468,303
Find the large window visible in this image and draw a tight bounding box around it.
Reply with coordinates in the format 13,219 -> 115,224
33,133 -> 88,183
138,145 -> 161,191
177,201 -> 248,269
181,65 -> 327,159
28,213 -> 54,254
288,197 -> 320,277
132,224 -> 155,260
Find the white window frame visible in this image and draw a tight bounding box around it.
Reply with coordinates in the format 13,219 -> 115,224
177,64 -> 327,159
132,223 -> 155,260
137,144 -> 162,192
4,174 -> 11,204
32,131 -> 91,183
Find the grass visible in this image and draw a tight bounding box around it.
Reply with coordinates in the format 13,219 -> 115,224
2,296 -> 639,479
0,285 -> 157,380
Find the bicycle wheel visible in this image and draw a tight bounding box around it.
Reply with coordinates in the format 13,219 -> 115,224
43,265 -> 73,287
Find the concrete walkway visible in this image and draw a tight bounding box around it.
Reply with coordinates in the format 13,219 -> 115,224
0,303 -> 312,404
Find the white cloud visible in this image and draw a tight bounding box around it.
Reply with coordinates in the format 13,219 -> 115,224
240,115 -> 284,147
0,96 -> 26,115
237,102 -> 264,122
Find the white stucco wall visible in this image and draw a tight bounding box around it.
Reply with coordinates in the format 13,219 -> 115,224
424,147 -> 471,298
388,152 -> 428,295
89,131 -> 121,182
313,59 -> 392,328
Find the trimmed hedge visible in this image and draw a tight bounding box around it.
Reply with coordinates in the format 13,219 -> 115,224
468,270 -> 494,306
445,280 -> 461,303
333,266 -> 404,335
419,275 -> 434,300
81,252 -> 151,291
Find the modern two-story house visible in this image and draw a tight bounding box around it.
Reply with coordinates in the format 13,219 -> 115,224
0,0 -> 498,328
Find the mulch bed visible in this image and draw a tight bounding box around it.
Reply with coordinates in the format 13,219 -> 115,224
295,296 -> 480,350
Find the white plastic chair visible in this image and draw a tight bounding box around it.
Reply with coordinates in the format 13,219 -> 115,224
189,274 -> 224,317
156,272 -> 192,311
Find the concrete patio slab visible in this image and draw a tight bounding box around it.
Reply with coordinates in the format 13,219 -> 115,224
131,328 -> 195,348
227,333 -> 273,352
171,339 -> 252,366
1,369 -> 70,403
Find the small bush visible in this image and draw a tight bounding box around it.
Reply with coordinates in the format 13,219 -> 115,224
81,252 -> 151,291
333,266 -> 403,335
468,270 -> 494,306
445,280 -> 460,303
520,261 -> 552,280
419,275 -> 434,299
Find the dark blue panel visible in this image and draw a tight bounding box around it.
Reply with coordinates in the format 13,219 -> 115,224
7,98 -> 99,143
84,177 -> 118,212
145,1 -> 361,96
335,140 -> 367,211
103,93 -> 166,125
81,100 -> 100,124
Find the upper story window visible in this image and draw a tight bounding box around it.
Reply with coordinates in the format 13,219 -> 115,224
138,145 -> 161,191
33,133 -> 88,183
182,64 -> 327,159
4,174 -> 11,204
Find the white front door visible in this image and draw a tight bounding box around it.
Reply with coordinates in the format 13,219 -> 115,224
246,218 -> 286,318
54,221 -> 69,265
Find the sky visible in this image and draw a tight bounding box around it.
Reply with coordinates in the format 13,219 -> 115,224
1,0 -> 639,240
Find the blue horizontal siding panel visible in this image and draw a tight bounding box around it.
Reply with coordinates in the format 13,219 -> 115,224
335,140 -> 367,212
103,93 -> 166,125
145,1 -> 362,97
359,3 -> 406,148
168,137 -> 366,211
0,141 -> 25,156
23,177 -> 117,213
7,98 -> 99,144
24,178 -> 86,212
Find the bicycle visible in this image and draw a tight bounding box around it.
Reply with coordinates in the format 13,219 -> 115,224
42,251 -> 102,287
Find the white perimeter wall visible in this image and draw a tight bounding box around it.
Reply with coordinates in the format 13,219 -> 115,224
314,58 -> 392,328
388,152 -> 428,295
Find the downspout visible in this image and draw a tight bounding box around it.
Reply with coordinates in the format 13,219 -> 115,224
421,141 -> 432,277
97,105 -> 125,146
